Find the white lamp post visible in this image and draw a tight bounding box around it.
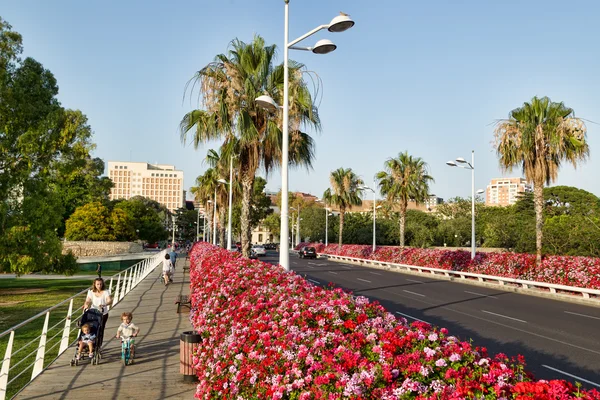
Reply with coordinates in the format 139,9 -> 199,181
212,188 -> 217,245
446,150 -> 481,259
359,183 -> 377,253
171,215 -> 176,247
255,5 -> 354,271
218,177 -> 234,250
196,207 -> 200,241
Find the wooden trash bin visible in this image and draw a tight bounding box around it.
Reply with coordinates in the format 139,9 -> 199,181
180,331 -> 200,382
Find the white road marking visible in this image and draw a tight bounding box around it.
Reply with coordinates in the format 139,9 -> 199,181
542,365 -> 600,388
369,271 -> 382,276
406,278 -> 424,283
464,290 -> 498,299
481,310 -> 527,323
395,311 -> 430,324
403,290 -> 425,297
308,262 -> 327,266
328,271 -> 338,275
305,265 -> 314,269
379,287 -> 600,356
308,279 -> 321,285
357,278 -> 372,283
564,311 -> 600,321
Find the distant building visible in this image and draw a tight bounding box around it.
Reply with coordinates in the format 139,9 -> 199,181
107,161 -> 185,212
485,177 -> 532,207
345,195 -> 442,214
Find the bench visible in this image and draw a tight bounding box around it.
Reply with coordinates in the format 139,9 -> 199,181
175,294 -> 191,313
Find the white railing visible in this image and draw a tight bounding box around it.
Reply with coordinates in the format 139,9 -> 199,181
0,250 -> 166,400
322,254 -> 600,301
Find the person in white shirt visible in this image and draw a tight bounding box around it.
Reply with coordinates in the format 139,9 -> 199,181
116,312 -> 140,359
84,278 -> 113,350
162,253 -> 174,285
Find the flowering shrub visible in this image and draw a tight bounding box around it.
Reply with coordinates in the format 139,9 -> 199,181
189,242 -> 600,399
299,243 -> 600,290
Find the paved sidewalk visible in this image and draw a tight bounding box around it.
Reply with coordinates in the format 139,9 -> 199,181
15,257 -> 197,400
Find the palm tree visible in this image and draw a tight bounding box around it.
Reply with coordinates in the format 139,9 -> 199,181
376,151 -> 434,247
180,35 -> 319,257
495,96 -> 589,265
322,168 -> 363,248
192,168 -> 220,244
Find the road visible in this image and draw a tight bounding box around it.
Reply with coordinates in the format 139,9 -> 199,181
261,251 -> 600,390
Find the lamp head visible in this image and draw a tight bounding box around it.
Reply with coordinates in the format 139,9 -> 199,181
217,179 -> 227,184
477,189 -> 485,194
255,95 -> 279,112
455,157 -> 467,164
328,14 -> 355,32
446,161 -> 457,167
312,39 -> 336,54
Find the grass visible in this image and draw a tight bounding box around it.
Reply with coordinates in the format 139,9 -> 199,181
0,278 -> 94,398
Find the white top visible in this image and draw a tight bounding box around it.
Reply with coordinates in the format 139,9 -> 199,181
162,259 -> 174,273
86,290 -> 111,313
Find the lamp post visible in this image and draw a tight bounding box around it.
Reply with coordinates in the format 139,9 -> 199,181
218,177 -> 234,250
291,205 -> 301,247
196,207 -> 201,241
359,183 -> 377,253
212,188 -> 217,245
255,5 -> 354,271
446,150 -> 480,259
202,212 -> 207,241
171,215 -> 176,248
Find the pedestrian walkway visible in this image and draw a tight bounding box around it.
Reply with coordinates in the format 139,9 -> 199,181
14,257 -> 197,400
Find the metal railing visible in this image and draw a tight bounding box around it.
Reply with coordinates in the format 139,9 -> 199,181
0,250 -> 166,400
322,254 -> 600,302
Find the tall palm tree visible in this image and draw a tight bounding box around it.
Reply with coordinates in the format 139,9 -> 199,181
495,96 -> 589,265
192,168 -> 220,244
180,35 -> 320,257
322,168 -> 363,248
376,151 -> 434,247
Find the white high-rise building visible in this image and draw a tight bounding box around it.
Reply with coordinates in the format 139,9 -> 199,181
107,161 -> 184,212
486,177 -> 532,207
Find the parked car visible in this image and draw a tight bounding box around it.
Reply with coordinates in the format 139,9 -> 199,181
298,246 -> 317,259
251,244 -> 266,257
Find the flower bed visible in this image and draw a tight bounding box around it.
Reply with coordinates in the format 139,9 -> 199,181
189,242 -> 600,399
295,243 -> 600,290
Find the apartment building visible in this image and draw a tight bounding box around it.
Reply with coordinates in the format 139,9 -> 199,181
107,161 -> 185,212
485,177 -> 532,207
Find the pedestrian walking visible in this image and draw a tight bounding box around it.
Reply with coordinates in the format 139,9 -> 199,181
96,263 -> 102,278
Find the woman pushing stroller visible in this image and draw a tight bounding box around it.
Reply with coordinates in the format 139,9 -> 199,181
83,278 -> 113,353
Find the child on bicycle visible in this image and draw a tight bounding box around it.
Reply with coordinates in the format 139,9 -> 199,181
77,324 -> 96,360
115,312 -> 140,358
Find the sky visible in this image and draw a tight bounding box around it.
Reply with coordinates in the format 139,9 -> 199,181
3,0 -> 600,202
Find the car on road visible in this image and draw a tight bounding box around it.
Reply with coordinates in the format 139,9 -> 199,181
298,246 -> 317,259
251,244 -> 266,257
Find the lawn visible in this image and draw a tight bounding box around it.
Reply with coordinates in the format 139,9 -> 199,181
0,278 -> 94,398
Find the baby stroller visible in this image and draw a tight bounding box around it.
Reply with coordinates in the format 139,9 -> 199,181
70,308 -> 103,366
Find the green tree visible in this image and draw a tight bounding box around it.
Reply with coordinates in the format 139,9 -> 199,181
110,208 -> 135,241
65,202 -> 113,241
114,198 -> 167,243
180,35 -> 319,257
322,168 -> 363,247
376,152 -> 434,247
495,96 -> 589,264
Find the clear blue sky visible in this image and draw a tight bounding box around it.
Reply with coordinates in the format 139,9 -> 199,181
3,0 -> 599,201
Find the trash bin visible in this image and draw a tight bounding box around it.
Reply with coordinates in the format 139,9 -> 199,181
180,331 -> 201,382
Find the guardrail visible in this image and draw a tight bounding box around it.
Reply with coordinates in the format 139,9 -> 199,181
322,254 -> 600,301
0,250 -> 166,400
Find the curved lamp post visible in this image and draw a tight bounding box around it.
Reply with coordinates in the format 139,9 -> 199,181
255,4 -> 355,271
446,151 -> 484,259
358,183 -> 377,253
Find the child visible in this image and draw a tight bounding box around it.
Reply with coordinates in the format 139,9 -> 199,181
162,253 -> 174,285
77,324 -> 96,359
116,312 -> 140,358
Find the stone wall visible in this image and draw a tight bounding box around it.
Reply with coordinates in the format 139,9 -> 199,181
62,241 -> 144,257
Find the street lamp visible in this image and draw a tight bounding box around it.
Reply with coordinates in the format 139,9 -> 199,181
446,150 -> 480,259
255,4 -> 355,271
358,183 -> 377,253
171,215 -> 176,248
217,177 -> 234,250
291,205 -> 301,247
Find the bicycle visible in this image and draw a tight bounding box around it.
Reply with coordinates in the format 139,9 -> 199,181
119,336 -> 135,366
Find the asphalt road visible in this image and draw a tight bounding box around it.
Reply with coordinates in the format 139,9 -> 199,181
260,251 -> 600,390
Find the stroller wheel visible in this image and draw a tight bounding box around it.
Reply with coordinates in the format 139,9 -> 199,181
70,360 -> 75,367
75,359 -> 79,366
